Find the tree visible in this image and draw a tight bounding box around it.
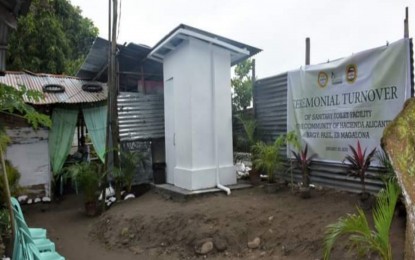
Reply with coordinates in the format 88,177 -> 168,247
231,59 -> 254,112
6,0 -> 98,75
0,83 -> 51,250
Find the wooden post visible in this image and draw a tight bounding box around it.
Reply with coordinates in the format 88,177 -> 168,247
103,0 -> 112,211
404,7 -> 409,38
305,37 -> 310,65
252,59 -> 256,118
110,0 -> 120,168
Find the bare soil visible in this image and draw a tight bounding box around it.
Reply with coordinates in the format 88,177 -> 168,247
23,185 -> 406,260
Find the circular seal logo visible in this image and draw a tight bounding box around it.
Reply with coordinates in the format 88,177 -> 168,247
317,71 -> 328,88
346,64 -> 357,83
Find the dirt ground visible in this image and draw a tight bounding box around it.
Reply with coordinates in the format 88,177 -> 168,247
22,185 -> 406,260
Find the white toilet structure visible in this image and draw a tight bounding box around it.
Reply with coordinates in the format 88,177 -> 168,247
149,25 -> 260,191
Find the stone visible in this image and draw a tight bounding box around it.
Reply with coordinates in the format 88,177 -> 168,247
27,199 -> 33,204
128,245 -> 144,254
196,241 -> 214,255
121,239 -> 129,245
382,98 -> 415,259
42,196 -> 51,202
120,227 -> 129,236
268,216 -> 274,221
247,237 -> 260,249
124,194 -> 135,200
34,198 -> 41,203
260,251 -> 267,257
18,195 -> 28,202
213,237 -> 227,252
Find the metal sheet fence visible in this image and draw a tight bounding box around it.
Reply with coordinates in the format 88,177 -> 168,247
117,92 -> 164,141
254,73 -> 386,194
117,92 -> 165,184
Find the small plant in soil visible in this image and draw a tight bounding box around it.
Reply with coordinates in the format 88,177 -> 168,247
291,143 -> 317,198
119,150 -> 148,194
65,161 -> 103,216
323,180 -> 401,260
236,114 -> 261,185
343,140 -> 376,200
253,135 -> 286,192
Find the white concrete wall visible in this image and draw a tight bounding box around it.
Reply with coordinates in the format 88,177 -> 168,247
163,38 -> 236,190
5,127 -> 51,196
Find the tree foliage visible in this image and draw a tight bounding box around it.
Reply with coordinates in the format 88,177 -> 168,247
323,180 -> 401,260
6,0 -> 98,75
231,59 -> 253,112
0,84 -> 51,129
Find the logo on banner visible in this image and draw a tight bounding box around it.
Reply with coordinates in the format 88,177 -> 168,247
346,64 -> 358,83
317,71 -> 328,88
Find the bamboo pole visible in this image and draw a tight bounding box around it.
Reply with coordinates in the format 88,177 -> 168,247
1,149 -> 15,248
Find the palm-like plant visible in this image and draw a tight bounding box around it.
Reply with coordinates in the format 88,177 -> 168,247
343,140 -> 376,195
253,136 -> 285,183
236,114 -> 257,149
323,180 -> 401,260
376,149 -> 395,183
120,150 -> 147,193
65,162 -> 102,203
291,144 -> 316,188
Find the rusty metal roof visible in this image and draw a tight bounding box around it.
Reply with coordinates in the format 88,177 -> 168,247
0,71 -> 107,104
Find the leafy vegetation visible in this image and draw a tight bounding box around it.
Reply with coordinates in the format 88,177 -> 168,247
0,161 -> 22,205
64,162 -> 102,203
0,84 -> 51,129
343,140 -> 377,195
253,135 -> 286,183
291,144 -> 317,188
0,208 -> 10,255
376,149 -> 396,183
323,180 -> 401,260
7,0 -> 98,75
234,114 -> 257,153
119,150 -> 148,193
231,59 -> 254,112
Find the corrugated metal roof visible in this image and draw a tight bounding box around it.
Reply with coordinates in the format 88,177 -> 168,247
148,24 -> 262,66
0,71 -> 107,104
76,37 -> 163,82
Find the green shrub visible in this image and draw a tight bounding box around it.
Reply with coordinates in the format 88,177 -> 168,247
0,160 -> 22,205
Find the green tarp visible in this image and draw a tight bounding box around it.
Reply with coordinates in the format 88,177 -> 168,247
48,108 -> 78,174
83,105 -> 107,162
49,105 -> 107,174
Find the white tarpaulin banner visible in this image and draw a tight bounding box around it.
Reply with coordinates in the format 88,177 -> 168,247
287,38 -> 412,163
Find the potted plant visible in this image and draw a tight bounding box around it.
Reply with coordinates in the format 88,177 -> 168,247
65,162 -> 102,216
291,144 -> 316,198
343,140 -> 376,206
253,135 -> 286,192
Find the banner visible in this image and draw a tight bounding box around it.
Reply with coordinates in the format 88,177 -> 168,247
287,39 -> 412,163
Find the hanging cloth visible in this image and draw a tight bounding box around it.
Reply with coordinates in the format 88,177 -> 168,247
83,105 -> 107,162
49,108 -> 78,174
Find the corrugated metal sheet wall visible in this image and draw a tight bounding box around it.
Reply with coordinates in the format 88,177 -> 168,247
254,73 -> 385,194
117,92 -> 164,141
117,92 -> 165,184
